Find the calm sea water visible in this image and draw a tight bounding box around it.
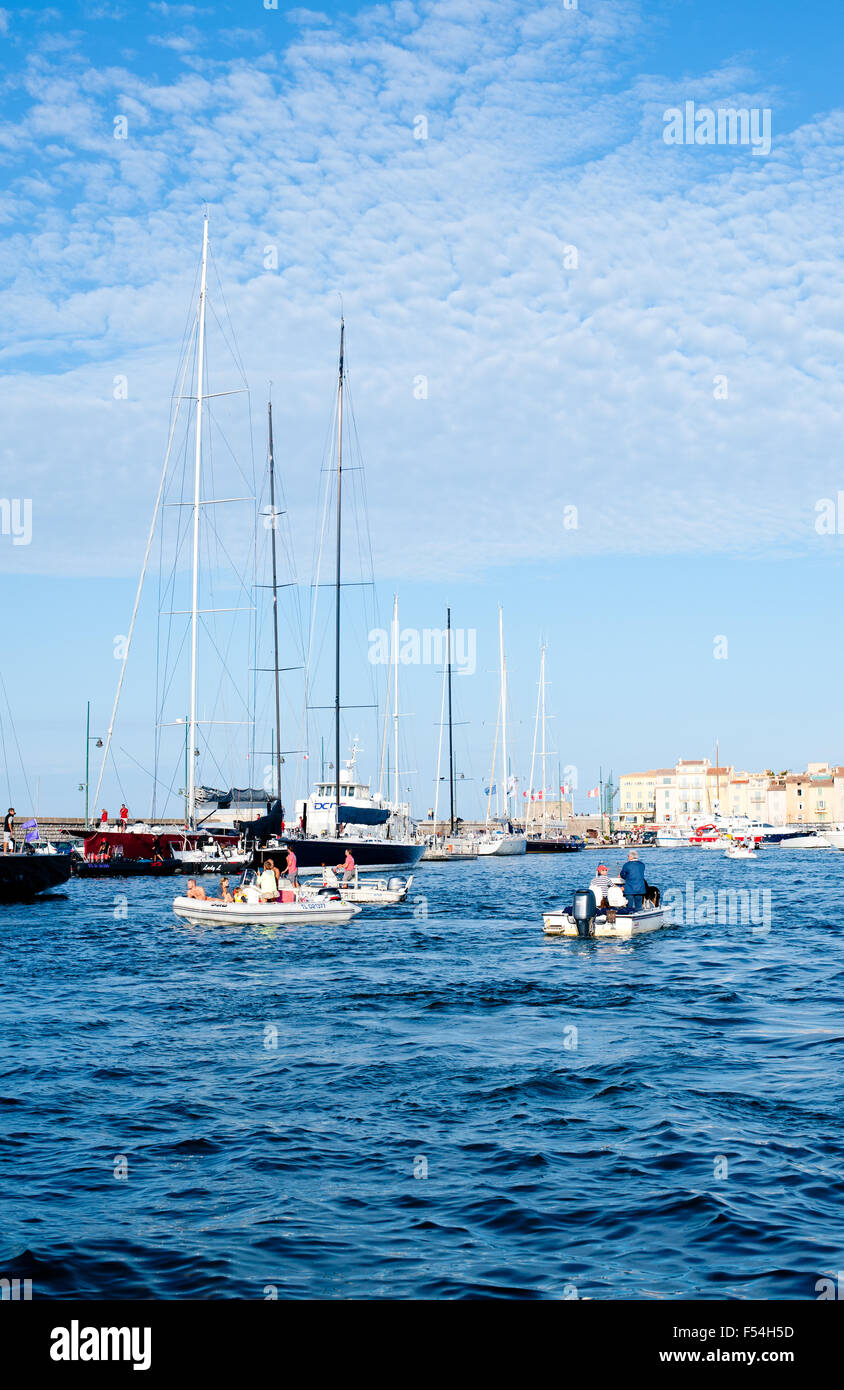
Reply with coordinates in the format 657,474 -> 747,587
1,847 -> 842,1300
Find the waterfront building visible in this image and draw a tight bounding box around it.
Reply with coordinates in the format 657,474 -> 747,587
620,757 -> 844,828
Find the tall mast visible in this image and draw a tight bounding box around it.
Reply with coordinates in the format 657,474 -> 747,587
334,318 -> 345,834
541,644 -> 547,838
268,400 -> 283,804
528,645 -> 541,833
187,212 -> 209,829
447,606 -> 455,832
392,593 -> 400,816
499,606 -> 508,821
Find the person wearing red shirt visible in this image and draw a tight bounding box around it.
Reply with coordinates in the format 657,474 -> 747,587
335,848 -> 355,883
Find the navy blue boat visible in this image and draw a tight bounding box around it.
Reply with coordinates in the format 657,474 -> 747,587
0,852 -> 72,900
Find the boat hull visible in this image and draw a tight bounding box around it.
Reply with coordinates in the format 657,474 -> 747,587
525,838 -> 585,853
254,839 -> 424,873
73,857 -> 181,878
0,853 -> 72,900
423,848 -> 477,861
172,895 -> 361,927
477,835 -> 527,857
543,904 -> 674,937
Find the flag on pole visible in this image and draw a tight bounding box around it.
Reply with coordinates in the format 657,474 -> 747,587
587,786 -> 599,799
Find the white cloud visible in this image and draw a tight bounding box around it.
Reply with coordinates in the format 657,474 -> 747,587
0,0 -> 843,582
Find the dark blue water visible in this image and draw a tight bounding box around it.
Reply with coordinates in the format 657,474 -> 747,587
1,848 -> 842,1299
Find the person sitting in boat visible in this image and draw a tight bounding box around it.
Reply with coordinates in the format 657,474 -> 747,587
589,864 -> 613,907
590,865 -> 626,911
219,877 -> 234,904
186,878 -> 206,900
619,850 -> 646,913
335,849 -> 355,884
284,847 -> 299,887
258,859 -> 280,901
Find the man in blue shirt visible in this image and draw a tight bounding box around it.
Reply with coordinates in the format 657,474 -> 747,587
619,850 -> 646,912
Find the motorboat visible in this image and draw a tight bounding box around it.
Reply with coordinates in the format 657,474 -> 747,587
818,827 -> 844,850
543,886 -> 673,938
172,872 -> 361,927
779,832 -> 831,848
319,867 -> 413,904
656,824 -> 732,849
724,844 -> 758,860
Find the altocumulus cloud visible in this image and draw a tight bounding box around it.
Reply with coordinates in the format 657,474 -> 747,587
0,0 -> 843,579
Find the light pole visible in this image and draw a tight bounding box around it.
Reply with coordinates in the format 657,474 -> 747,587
81,701 -> 103,829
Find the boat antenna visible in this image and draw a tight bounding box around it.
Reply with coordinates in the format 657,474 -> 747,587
268,398 -> 283,806
334,316 -> 345,834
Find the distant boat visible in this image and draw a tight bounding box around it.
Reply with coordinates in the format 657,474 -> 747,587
526,835 -> 585,853
779,832 -> 831,848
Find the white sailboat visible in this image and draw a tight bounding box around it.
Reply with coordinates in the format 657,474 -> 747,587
477,607 -> 526,857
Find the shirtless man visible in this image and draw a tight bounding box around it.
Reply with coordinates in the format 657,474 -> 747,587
185,878 -> 206,900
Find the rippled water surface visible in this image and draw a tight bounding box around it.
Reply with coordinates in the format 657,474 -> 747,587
1,848 -> 842,1299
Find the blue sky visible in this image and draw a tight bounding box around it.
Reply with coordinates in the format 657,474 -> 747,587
1,0 -> 844,817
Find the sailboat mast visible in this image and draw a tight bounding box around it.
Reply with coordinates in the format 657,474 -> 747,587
528,646 -> 540,831
540,644 -> 547,838
187,212 -> 209,829
334,318 -> 345,833
267,400 -> 283,805
498,606 -> 508,821
447,606 -> 455,833
392,594 -> 400,816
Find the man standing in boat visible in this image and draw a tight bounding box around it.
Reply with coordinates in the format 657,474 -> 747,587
620,850 -> 646,913
3,807 -> 14,853
284,846 -> 299,887
336,848 -> 356,884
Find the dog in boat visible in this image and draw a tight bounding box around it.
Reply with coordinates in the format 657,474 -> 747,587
603,881 -> 660,924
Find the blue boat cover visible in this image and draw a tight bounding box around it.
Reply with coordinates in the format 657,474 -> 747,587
338,805 -> 390,825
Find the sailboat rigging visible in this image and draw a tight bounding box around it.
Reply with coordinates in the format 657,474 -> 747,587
478,607 -> 526,856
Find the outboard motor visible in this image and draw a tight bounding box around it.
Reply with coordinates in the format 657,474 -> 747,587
571,888 -> 597,938
387,877 -> 403,893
